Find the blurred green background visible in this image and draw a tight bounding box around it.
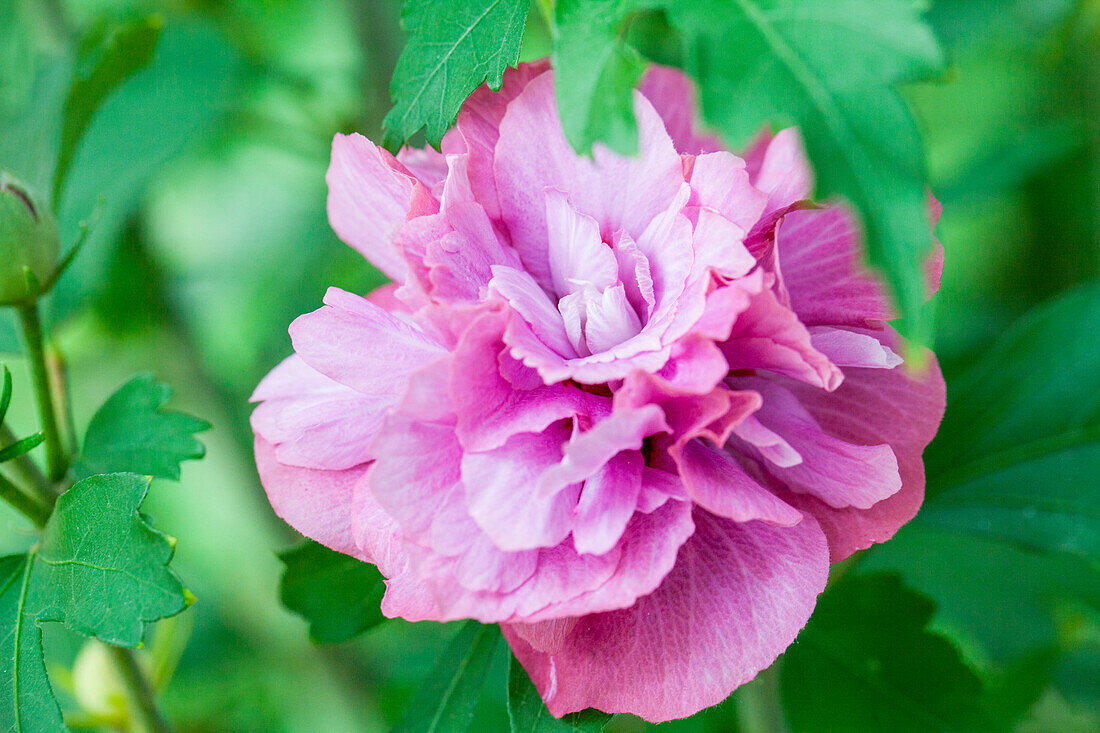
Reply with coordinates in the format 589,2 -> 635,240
0,0 -> 1097,731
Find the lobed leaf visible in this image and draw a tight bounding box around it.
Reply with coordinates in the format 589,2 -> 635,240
781,573 -> 986,732
278,541 -> 386,644
382,0 -> 529,151
75,373 -> 209,480
0,474 -> 189,732
36,473 -> 189,647
394,621 -> 500,733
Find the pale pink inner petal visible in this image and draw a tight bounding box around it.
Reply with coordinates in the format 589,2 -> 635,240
489,265 -> 577,358
545,189 -> 617,296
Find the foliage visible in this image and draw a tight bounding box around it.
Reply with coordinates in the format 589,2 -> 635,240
781,573 -> 985,732
382,0 -> 529,151
393,621 -> 501,733
0,0 -> 1098,730
1,475 -> 190,731
279,541 -> 387,644
75,373 -> 209,481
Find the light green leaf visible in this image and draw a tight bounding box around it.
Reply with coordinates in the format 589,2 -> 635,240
664,0 -> 942,344
0,554 -> 66,733
75,373 -> 209,481
394,621 -> 500,733
382,0 -> 529,151
552,0 -> 652,155
36,473 -> 189,646
922,284 -> 1100,561
53,16 -> 162,206
507,654 -> 612,732
781,573 -> 986,733
278,541 -> 386,644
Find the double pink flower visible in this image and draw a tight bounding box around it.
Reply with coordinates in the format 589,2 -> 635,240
251,61 -> 945,721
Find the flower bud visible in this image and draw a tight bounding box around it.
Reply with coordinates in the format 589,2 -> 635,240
0,172 -> 59,304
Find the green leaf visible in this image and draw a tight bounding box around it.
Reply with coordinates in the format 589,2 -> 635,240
0,554 -> 66,733
664,0 -> 942,344
75,373 -> 209,481
394,621 -> 500,733
0,474 -> 187,731
36,473 -> 189,646
382,0 -> 529,151
781,573 -> 986,733
53,16 -> 162,206
552,0 -> 651,155
278,541 -> 386,644
507,654 -> 612,732
922,284 -> 1100,561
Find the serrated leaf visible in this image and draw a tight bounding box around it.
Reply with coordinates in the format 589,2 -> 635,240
0,474 -> 186,731
922,284 -> 1100,561
75,373 -> 209,481
552,0 -> 652,155
663,0 -> 942,345
508,654 -> 612,732
394,621 -> 500,733
382,0 -> 529,151
53,16 -> 162,206
781,573 -> 986,733
278,541 -> 386,644
0,554 -> 66,733
36,473 -> 188,646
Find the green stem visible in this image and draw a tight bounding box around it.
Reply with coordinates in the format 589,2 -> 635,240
16,302 -> 67,484
107,646 -> 173,733
0,470 -> 50,527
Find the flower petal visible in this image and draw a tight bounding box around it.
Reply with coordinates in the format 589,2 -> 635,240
504,510 -> 829,722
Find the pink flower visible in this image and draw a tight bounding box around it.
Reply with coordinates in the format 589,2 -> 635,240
251,61 -> 945,722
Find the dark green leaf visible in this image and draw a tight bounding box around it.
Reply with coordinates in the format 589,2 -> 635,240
664,0 -> 942,344
861,524 -> 1100,677
75,373 -> 209,480
552,0 -> 652,155
36,473 -> 189,646
382,0 -> 529,151
781,573 -> 986,733
0,554 -> 66,733
923,284 -> 1100,561
394,621 -> 500,733
53,16 -> 162,206
278,540 -> 386,644
508,654 -> 612,732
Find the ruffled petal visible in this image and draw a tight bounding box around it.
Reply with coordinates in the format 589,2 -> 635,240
289,287 -> 446,395
327,133 -> 438,281
504,510 -> 829,722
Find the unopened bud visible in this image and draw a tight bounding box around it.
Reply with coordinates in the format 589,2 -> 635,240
0,172 -> 59,304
